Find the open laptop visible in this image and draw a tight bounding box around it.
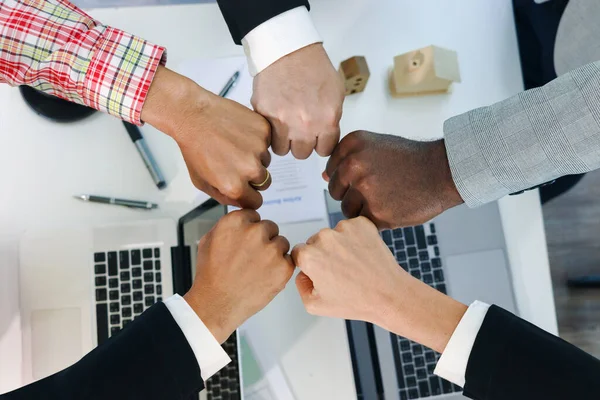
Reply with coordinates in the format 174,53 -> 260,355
326,193 -> 517,400
18,199 -> 242,400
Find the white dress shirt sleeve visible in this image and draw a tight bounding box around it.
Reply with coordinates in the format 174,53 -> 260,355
242,6 -> 322,76
164,294 -> 231,381
434,301 -> 491,387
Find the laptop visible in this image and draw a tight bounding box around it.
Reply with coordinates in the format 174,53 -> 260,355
18,199 -> 242,400
325,193 -> 517,400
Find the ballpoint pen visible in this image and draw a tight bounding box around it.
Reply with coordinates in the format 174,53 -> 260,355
74,194 -> 158,210
219,70 -> 241,98
123,121 -> 167,190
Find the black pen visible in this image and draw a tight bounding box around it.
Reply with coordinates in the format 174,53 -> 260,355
74,194 -> 158,209
123,122 -> 167,189
219,70 -> 240,98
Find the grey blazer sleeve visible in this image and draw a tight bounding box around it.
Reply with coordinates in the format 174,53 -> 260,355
444,60 -> 600,207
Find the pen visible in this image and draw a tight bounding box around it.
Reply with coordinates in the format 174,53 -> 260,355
219,70 -> 241,98
123,121 -> 167,189
74,194 -> 158,210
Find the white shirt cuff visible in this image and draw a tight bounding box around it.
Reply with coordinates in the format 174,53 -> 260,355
164,294 -> 231,381
434,301 -> 490,387
242,6 -> 322,76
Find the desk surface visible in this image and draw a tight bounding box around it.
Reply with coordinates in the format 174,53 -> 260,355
0,0 -> 557,397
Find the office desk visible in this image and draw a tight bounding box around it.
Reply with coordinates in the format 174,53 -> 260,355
0,0 -> 557,397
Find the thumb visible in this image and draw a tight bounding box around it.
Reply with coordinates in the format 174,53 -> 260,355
296,271 -> 316,303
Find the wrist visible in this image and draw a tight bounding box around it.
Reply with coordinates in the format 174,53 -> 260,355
184,290 -> 235,344
141,66 -> 213,142
433,139 -> 464,211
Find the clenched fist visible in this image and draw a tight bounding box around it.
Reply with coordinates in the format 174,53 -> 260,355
184,210 -> 294,343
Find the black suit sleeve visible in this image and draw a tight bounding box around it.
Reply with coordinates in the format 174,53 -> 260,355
1,302 -> 204,400
463,305 -> 600,400
216,0 -> 310,44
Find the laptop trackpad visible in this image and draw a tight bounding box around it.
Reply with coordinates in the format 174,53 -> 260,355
31,308 -> 82,380
445,250 -> 517,314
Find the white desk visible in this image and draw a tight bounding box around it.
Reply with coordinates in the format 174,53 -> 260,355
0,0 -> 557,398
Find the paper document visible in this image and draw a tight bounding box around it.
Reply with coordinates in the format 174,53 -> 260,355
179,57 -> 327,225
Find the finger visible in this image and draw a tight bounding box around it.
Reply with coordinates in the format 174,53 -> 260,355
328,159 -> 354,201
325,133 -> 357,179
230,208 -> 261,223
249,167 -> 272,192
260,149 -> 272,168
273,235 -> 291,255
258,219 -> 279,239
270,120 -> 291,156
315,129 -> 341,157
205,185 -> 239,207
291,243 -> 307,267
234,183 -> 264,210
290,137 -> 317,160
295,271 -> 315,302
322,171 -> 330,182
341,187 -> 364,219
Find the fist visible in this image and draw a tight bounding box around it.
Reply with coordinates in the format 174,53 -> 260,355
291,217 -> 404,324
184,210 -> 294,343
324,131 -> 463,229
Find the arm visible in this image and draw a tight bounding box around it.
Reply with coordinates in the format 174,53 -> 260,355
2,210 -> 294,400
292,217 -> 600,400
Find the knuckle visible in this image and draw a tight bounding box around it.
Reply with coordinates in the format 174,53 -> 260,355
336,219 -> 351,232
221,181 -> 244,199
305,301 -> 319,315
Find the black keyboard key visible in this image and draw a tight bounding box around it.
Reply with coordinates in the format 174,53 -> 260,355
143,260 -> 153,270
392,228 -> 403,238
157,297 -> 162,302
110,302 -> 119,313
133,279 -> 142,289
156,272 -> 161,283
95,288 -> 107,301
119,251 -> 129,269
394,239 -> 405,250
142,249 -> 152,259
95,276 -> 106,286
423,274 -> 433,284
436,283 -> 447,293
422,262 -> 431,272
434,270 -> 444,282
427,235 -> 438,245
429,377 -> 442,395
453,384 -> 462,392
132,267 -> 141,277
157,285 -> 162,295
134,303 -> 143,314
123,319 -> 132,327
95,264 -> 106,274
154,248 -> 160,258
427,364 -> 435,374
121,283 -> 131,293
96,303 -> 108,345
442,379 -> 454,394
400,340 -> 410,351
414,225 -> 426,249
400,390 -> 408,400
418,251 -> 429,261
144,272 -> 154,283
122,307 -> 132,318
109,290 -> 119,300
416,368 -> 427,380
403,228 -> 415,245
131,250 -> 141,266
381,230 -> 392,245
110,314 -> 120,325
434,246 -> 440,256
402,352 -> 412,363
408,389 -> 419,399
432,258 -> 442,268
412,344 -> 423,355
419,380 -> 431,397
122,295 -> 131,306
409,258 -> 419,269
120,271 -> 130,281
145,296 -> 155,306
430,223 -> 436,234
411,270 -> 421,280
108,278 -> 118,288
94,252 -> 106,263
396,251 -> 407,262
406,376 -> 416,388
107,252 -> 118,276
425,351 -> 436,363
155,260 -> 161,271
415,356 -> 424,367
406,246 -> 417,257
144,284 -> 154,294
111,327 -> 120,336
133,291 -> 143,301
403,364 -> 415,375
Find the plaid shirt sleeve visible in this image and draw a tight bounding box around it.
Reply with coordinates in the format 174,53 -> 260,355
0,0 -> 166,124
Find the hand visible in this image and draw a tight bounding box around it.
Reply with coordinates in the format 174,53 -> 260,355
291,217 -> 467,353
142,66 -> 272,209
183,210 -> 294,343
324,130 -> 464,229
252,44 -> 345,159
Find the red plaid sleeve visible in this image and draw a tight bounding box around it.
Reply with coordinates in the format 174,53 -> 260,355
0,0 -> 166,124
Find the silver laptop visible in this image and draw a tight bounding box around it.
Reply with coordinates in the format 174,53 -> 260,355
18,199 -> 242,400
326,193 -> 517,400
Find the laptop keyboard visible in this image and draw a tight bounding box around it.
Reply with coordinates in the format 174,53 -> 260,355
382,224 -> 462,399
205,331 -> 242,400
93,248 -> 163,345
